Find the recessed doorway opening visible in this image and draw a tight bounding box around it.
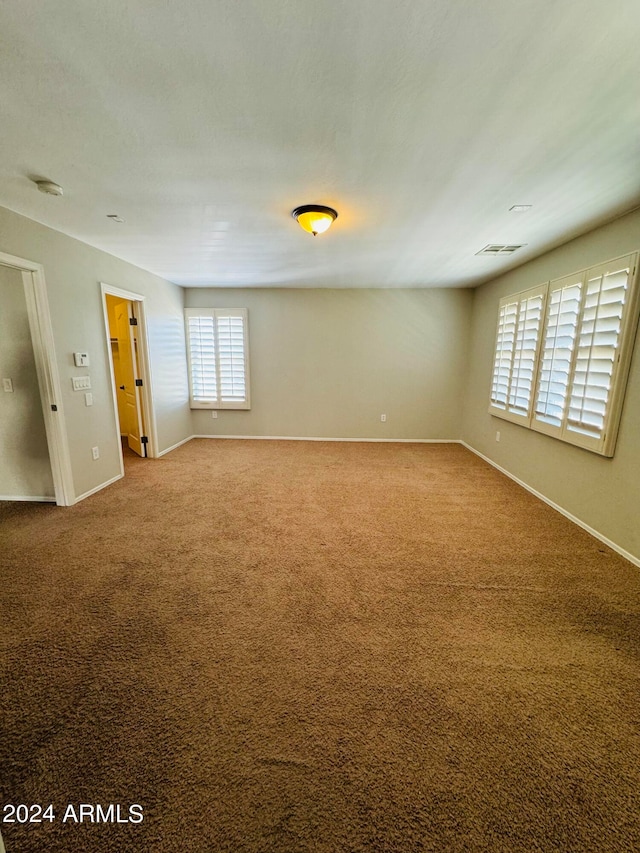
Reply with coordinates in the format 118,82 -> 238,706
101,283 -> 157,471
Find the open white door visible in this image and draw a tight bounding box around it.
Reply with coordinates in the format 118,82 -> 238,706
111,298 -> 145,457
127,301 -> 147,457
102,283 -> 156,464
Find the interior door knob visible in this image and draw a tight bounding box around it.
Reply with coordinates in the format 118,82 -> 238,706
120,385 -> 125,390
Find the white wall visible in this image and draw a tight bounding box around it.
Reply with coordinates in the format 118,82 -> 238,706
186,287 -> 473,440
462,207 -> 640,562
0,205 -> 192,501
0,264 -> 54,499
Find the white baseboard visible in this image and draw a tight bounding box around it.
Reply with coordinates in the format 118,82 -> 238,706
192,434 -> 461,443
0,494 -> 56,502
157,435 -> 196,457
73,473 -> 124,505
461,441 -> 640,568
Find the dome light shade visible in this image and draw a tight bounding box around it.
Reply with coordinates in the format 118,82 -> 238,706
292,204 -> 338,236
35,179 -> 64,196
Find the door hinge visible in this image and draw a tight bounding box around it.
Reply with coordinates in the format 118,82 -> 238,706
129,317 -> 138,325
141,436 -> 149,444
135,378 -> 143,386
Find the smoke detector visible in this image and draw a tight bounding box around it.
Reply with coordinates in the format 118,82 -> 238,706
34,179 -> 64,196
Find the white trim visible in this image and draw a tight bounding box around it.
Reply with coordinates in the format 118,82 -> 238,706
0,495 -> 56,502
157,435 -> 195,456
192,435 -> 461,443
0,251 -> 74,505
100,283 -> 146,302
157,435 -> 460,456
100,282 -> 159,461
461,441 -> 640,568
73,472 -> 124,504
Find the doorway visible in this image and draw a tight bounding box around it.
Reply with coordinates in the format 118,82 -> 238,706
101,283 -> 156,466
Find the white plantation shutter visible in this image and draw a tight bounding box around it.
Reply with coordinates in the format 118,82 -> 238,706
491,253 -> 638,457
489,285 -> 545,424
566,260 -> 632,444
185,309 -> 250,409
509,292 -> 544,416
533,274 -> 583,428
187,314 -> 218,403
216,314 -> 247,403
490,301 -> 517,409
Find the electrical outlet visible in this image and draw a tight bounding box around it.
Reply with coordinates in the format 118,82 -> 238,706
380,413 -> 387,422
3,378 -> 13,392
211,411 -> 218,419
85,392 -> 93,407
496,431 -> 501,442
92,446 -> 100,460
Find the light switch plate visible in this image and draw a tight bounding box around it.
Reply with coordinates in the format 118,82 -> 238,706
72,376 -> 92,391
74,352 -> 90,367
85,392 -> 93,407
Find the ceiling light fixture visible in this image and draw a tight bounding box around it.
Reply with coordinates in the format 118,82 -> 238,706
34,179 -> 63,196
292,204 -> 338,236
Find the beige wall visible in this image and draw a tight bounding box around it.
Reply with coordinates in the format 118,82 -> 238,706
0,205 -> 191,501
186,287 -> 473,440
0,264 -> 54,498
3,200 -> 638,562
462,207 -> 640,562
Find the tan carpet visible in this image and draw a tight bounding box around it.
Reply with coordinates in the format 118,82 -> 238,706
1,440 -> 639,852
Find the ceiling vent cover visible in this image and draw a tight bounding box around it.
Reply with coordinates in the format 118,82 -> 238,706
476,244 -> 526,256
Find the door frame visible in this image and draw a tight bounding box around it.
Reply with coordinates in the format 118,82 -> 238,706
0,251 -> 74,505
101,282 -> 158,466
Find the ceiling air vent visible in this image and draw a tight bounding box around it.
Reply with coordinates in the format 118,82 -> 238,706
476,244 -> 526,256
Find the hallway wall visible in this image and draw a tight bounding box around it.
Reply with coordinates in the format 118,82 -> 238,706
0,205 -> 192,501
0,264 -> 54,499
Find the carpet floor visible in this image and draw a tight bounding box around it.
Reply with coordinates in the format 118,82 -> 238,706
1,440 -> 639,852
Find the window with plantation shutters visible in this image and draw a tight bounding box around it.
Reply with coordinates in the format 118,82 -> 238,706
489,285 -> 545,425
489,253 -> 639,457
185,309 -> 250,409
531,255 -> 637,454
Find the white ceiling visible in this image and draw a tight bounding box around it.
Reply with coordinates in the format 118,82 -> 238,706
1,0 -> 639,289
